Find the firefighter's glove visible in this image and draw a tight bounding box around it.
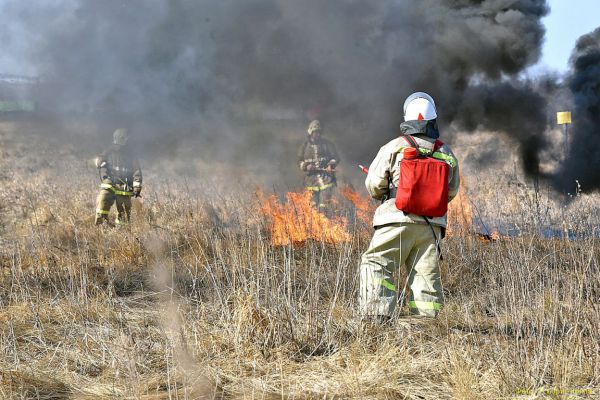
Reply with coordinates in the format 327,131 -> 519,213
102,178 -> 113,186
133,187 -> 142,198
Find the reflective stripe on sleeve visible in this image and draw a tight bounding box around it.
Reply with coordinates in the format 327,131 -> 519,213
100,183 -> 113,190
409,300 -> 442,310
379,279 -> 397,292
96,209 -> 109,215
306,182 -> 335,192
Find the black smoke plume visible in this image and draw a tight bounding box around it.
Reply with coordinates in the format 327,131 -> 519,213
553,28 -> 600,192
0,0 -> 550,175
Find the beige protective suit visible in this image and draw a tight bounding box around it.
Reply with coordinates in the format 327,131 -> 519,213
359,122 -> 459,318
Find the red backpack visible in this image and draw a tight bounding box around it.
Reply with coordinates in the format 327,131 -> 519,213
395,135 -> 449,217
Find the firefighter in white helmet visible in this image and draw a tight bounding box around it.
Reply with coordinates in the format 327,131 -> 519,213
94,128 -> 143,226
359,92 -> 460,320
298,120 -> 340,211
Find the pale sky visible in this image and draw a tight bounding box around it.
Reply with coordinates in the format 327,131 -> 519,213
536,0 -> 600,73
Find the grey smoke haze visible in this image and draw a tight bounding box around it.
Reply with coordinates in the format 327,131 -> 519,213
554,27 -> 600,192
0,0 -> 550,176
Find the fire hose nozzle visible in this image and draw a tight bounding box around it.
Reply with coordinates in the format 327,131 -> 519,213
358,164 -> 369,174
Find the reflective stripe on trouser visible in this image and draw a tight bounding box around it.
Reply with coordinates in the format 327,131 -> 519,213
304,172 -> 336,209
307,183 -> 335,209
359,223 -> 443,317
94,189 -> 132,225
306,182 -> 335,191
100,183 -> 133,196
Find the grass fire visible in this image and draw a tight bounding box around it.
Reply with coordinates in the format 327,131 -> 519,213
258,190 -> 351,246
1,118 -> 599,399
1,1 -> 600,398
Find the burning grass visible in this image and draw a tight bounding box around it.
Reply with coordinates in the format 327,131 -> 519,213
339,184 -> 376,225
446,175 -> 474,237
1,121 -> 600,398
257,190 -> 351,246
2,182 -> 599,399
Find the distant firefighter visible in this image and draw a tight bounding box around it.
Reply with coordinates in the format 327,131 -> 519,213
297,120 -> 340,211
359,92 -> 459,320
94,128 -> 143,226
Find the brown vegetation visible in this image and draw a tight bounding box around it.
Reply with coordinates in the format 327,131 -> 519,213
1,121 -> 599,399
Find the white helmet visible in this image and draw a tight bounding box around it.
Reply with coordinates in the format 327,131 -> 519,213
403,92 -> 437,121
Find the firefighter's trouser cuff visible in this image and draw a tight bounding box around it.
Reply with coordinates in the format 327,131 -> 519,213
361,298 -> 396,317
409,300 -> 442,317
360,257 -> 398,317
95,209 -> 110,225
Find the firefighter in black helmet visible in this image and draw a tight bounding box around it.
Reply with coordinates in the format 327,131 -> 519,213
297,120 -> 340,211
94,128 -> 142,226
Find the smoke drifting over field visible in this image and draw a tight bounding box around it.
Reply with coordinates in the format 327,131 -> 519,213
554,28 -> 600,192
0,0 -> 556,176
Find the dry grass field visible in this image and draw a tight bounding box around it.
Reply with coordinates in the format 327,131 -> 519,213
0,118 -> 599,399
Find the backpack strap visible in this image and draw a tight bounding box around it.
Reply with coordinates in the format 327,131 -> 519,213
403,135 -> 444,154
401,134 -> 420,149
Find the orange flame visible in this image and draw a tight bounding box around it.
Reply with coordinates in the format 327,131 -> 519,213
446,175 -> 473,237
339,185 -> 376,224
258,190 -> 351,246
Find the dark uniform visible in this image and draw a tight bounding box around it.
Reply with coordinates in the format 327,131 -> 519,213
297,121 -> 340,210
94,130 -> 142,226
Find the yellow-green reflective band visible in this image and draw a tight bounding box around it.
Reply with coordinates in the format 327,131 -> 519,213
395,146 -> 432,155
306,182 -> 335,192
432,152 -> 457,168
96,209 -> 109,215
379,279 -> 397,292
394,147 -> 457,168
409,300 -> 442,310
318,204 -> 327,208
100,183 -> 133,196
